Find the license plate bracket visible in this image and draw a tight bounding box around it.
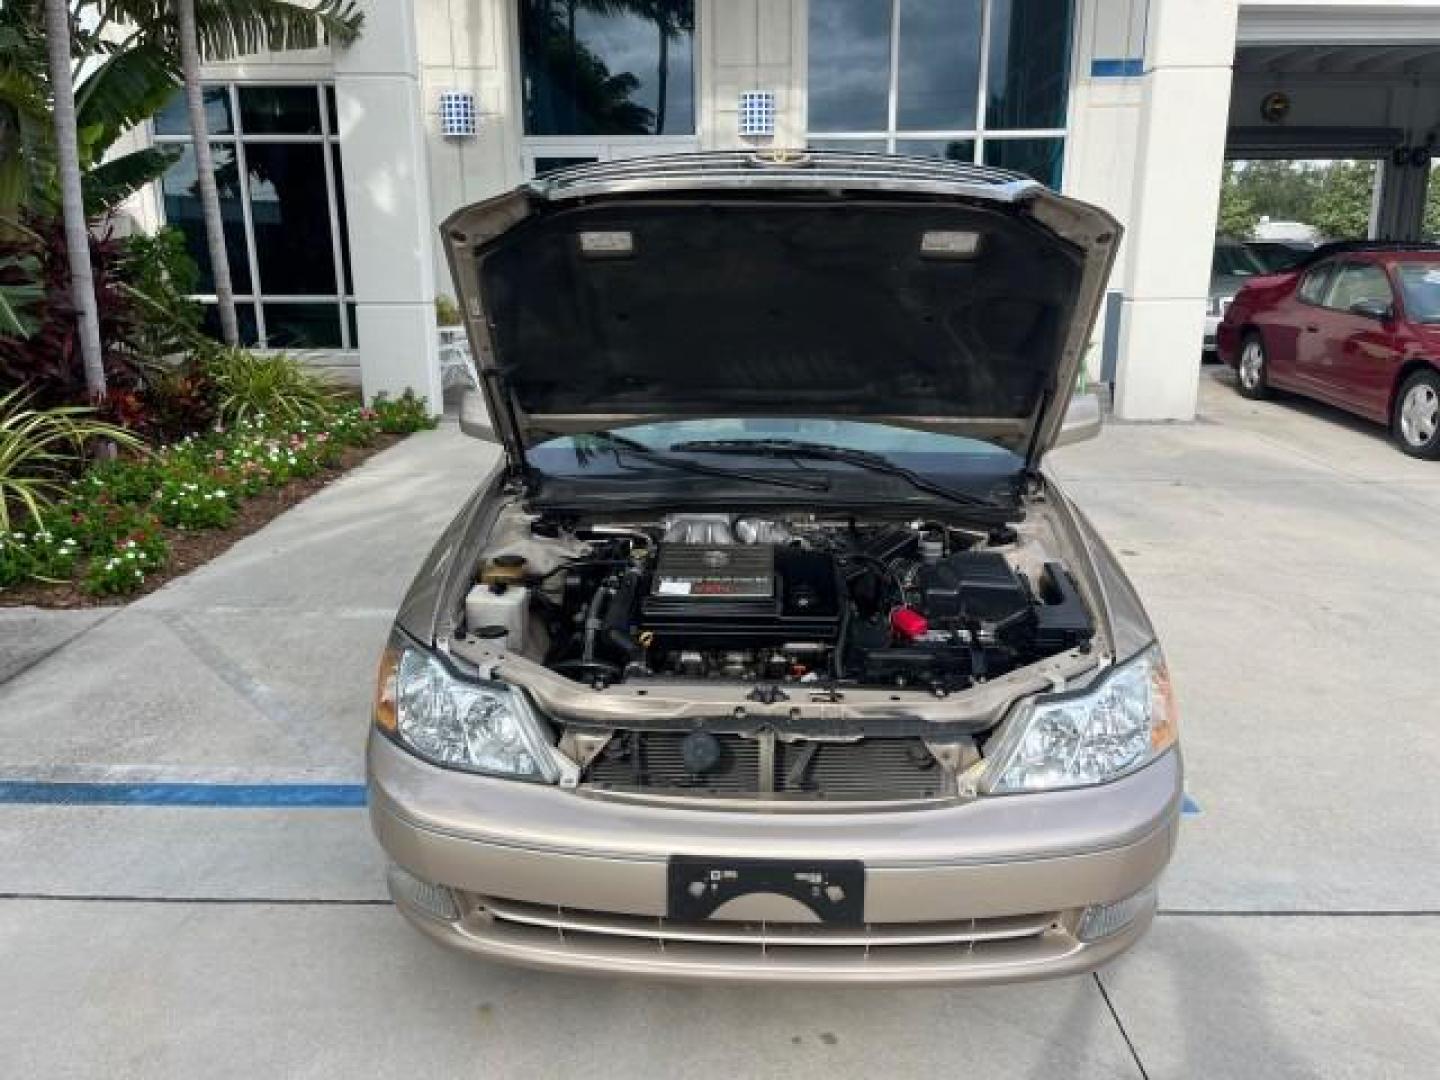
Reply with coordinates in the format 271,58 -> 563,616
667,856 -> 865,926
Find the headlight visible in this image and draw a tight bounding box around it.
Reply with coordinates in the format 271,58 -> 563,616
982,645 -> 1178,793
374,642 -> 560,782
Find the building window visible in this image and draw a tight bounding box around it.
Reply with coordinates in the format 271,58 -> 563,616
154,84 -> 354,349
807,0 -> 1073,188
518,0 -> 696,137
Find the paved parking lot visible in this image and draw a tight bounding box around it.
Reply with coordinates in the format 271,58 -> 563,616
2,368 -> 1437,1078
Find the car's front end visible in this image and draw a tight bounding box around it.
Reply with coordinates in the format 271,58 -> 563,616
367,152 -> 1181,985
1204,292 -> 1233,352
1208,239 -> 1269,354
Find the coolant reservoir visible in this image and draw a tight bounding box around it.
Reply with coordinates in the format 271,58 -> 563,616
480,554 -> 527,587
465,583 -> 529,649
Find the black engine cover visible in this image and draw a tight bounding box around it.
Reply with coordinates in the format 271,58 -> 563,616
641,545 -> 841,649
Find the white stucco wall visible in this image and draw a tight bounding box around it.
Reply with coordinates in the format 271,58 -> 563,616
415,0 -> 526,294
334,0 -> 442,409
1063,0 -> 1150,383
1111,0 -> 1240,421
698,0 -> 807,151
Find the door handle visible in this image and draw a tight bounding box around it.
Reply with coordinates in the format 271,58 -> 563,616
1304,324 -> 1319,332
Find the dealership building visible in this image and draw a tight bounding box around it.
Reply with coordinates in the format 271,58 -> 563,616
125,0 -> 1440,421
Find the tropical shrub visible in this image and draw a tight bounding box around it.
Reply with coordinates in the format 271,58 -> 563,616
370,389 -> 437,434
0,397 -> 407,598
435,295 -> 462,326
0,528 -> 80,586
206,348 -> 342,426
324,405 -> 379,449
80,456 -> 170,505
154,475 -> 236,530
0,216 -> 150,407
52,492 -> 161,554
118,228 -> 204,363
83,533 -> 169,596
0,387 -> 144,531
0,249 -> 43,338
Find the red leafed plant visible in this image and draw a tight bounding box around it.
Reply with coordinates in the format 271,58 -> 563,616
0,214 -> 145,409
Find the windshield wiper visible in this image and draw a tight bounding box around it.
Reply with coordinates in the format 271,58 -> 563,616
666,438 -> 1009,511
576,432 -> 832,493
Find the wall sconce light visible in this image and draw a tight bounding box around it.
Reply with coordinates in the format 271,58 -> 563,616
738,92 -> 776,138
438,91 -> 478,138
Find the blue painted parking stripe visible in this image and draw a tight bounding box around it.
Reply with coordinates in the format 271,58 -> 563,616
0,779 -> 1202,815
0,781 -> 367,807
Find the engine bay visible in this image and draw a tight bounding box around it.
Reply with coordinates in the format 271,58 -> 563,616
463,509 -> 1094,697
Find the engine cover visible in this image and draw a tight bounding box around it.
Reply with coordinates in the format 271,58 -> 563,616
650,543 -> 775,601
641,544 -> 841,649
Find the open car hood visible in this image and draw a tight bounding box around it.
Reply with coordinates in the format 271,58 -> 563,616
442,152 -> 1121,473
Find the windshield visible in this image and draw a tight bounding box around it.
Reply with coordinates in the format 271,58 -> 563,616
1395,262 -> 1440,324
528,419 -> 1022,492
1246,243 -> 1310,273
1213,242 -> 1267,280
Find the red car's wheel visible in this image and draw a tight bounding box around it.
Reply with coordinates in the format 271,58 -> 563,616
1394,369 -> 1440,459
1236,333 -> 1270,400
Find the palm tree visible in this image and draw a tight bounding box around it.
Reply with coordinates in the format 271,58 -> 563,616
630,0 -> 691,135
42,0 -> 107,401
174,0 -> 236,344
107,1 -> 363,346
3,2 -> 184,226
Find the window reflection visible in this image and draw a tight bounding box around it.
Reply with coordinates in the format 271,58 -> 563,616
986,0 -> 1073,130
808,0 -> 891,133
239,85 -> 323,135
519,0 -> 695,136
154,86 -> 232,136
896,0 -> 982,131
808,139 -> 888,153
201,303 -> 259,346
895,139 -> 976,163
534,156 -> 599,176
159,144 -> 251,293
245,144 -> 337,296
263,303 -> 343,348
984,138 -> 1065,188
155,83 -> 354,349
330,145 -> 352,294
807,0 -> 1074,187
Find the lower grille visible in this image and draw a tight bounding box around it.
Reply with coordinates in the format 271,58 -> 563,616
474,895 -> 1059,952
582,732 -> 947,800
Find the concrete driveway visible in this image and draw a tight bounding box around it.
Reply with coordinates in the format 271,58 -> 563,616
2,370 -> 1437,1078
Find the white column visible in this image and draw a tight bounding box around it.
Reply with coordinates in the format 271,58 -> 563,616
699,0 -> 807,150
1112,0 -> 1238,421
334,0 -> 443,413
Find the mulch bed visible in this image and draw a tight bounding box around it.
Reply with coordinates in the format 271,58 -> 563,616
0,433 -> 402,610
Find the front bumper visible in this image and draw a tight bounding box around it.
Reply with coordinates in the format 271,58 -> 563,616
1214,319 -> 1242,367
368,733 -> 1181,985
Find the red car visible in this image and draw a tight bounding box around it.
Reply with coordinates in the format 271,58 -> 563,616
1216,244 -> 1440,457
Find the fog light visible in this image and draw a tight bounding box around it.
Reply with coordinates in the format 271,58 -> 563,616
1077,887 -> 1155,942
386,864 -> 460,921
